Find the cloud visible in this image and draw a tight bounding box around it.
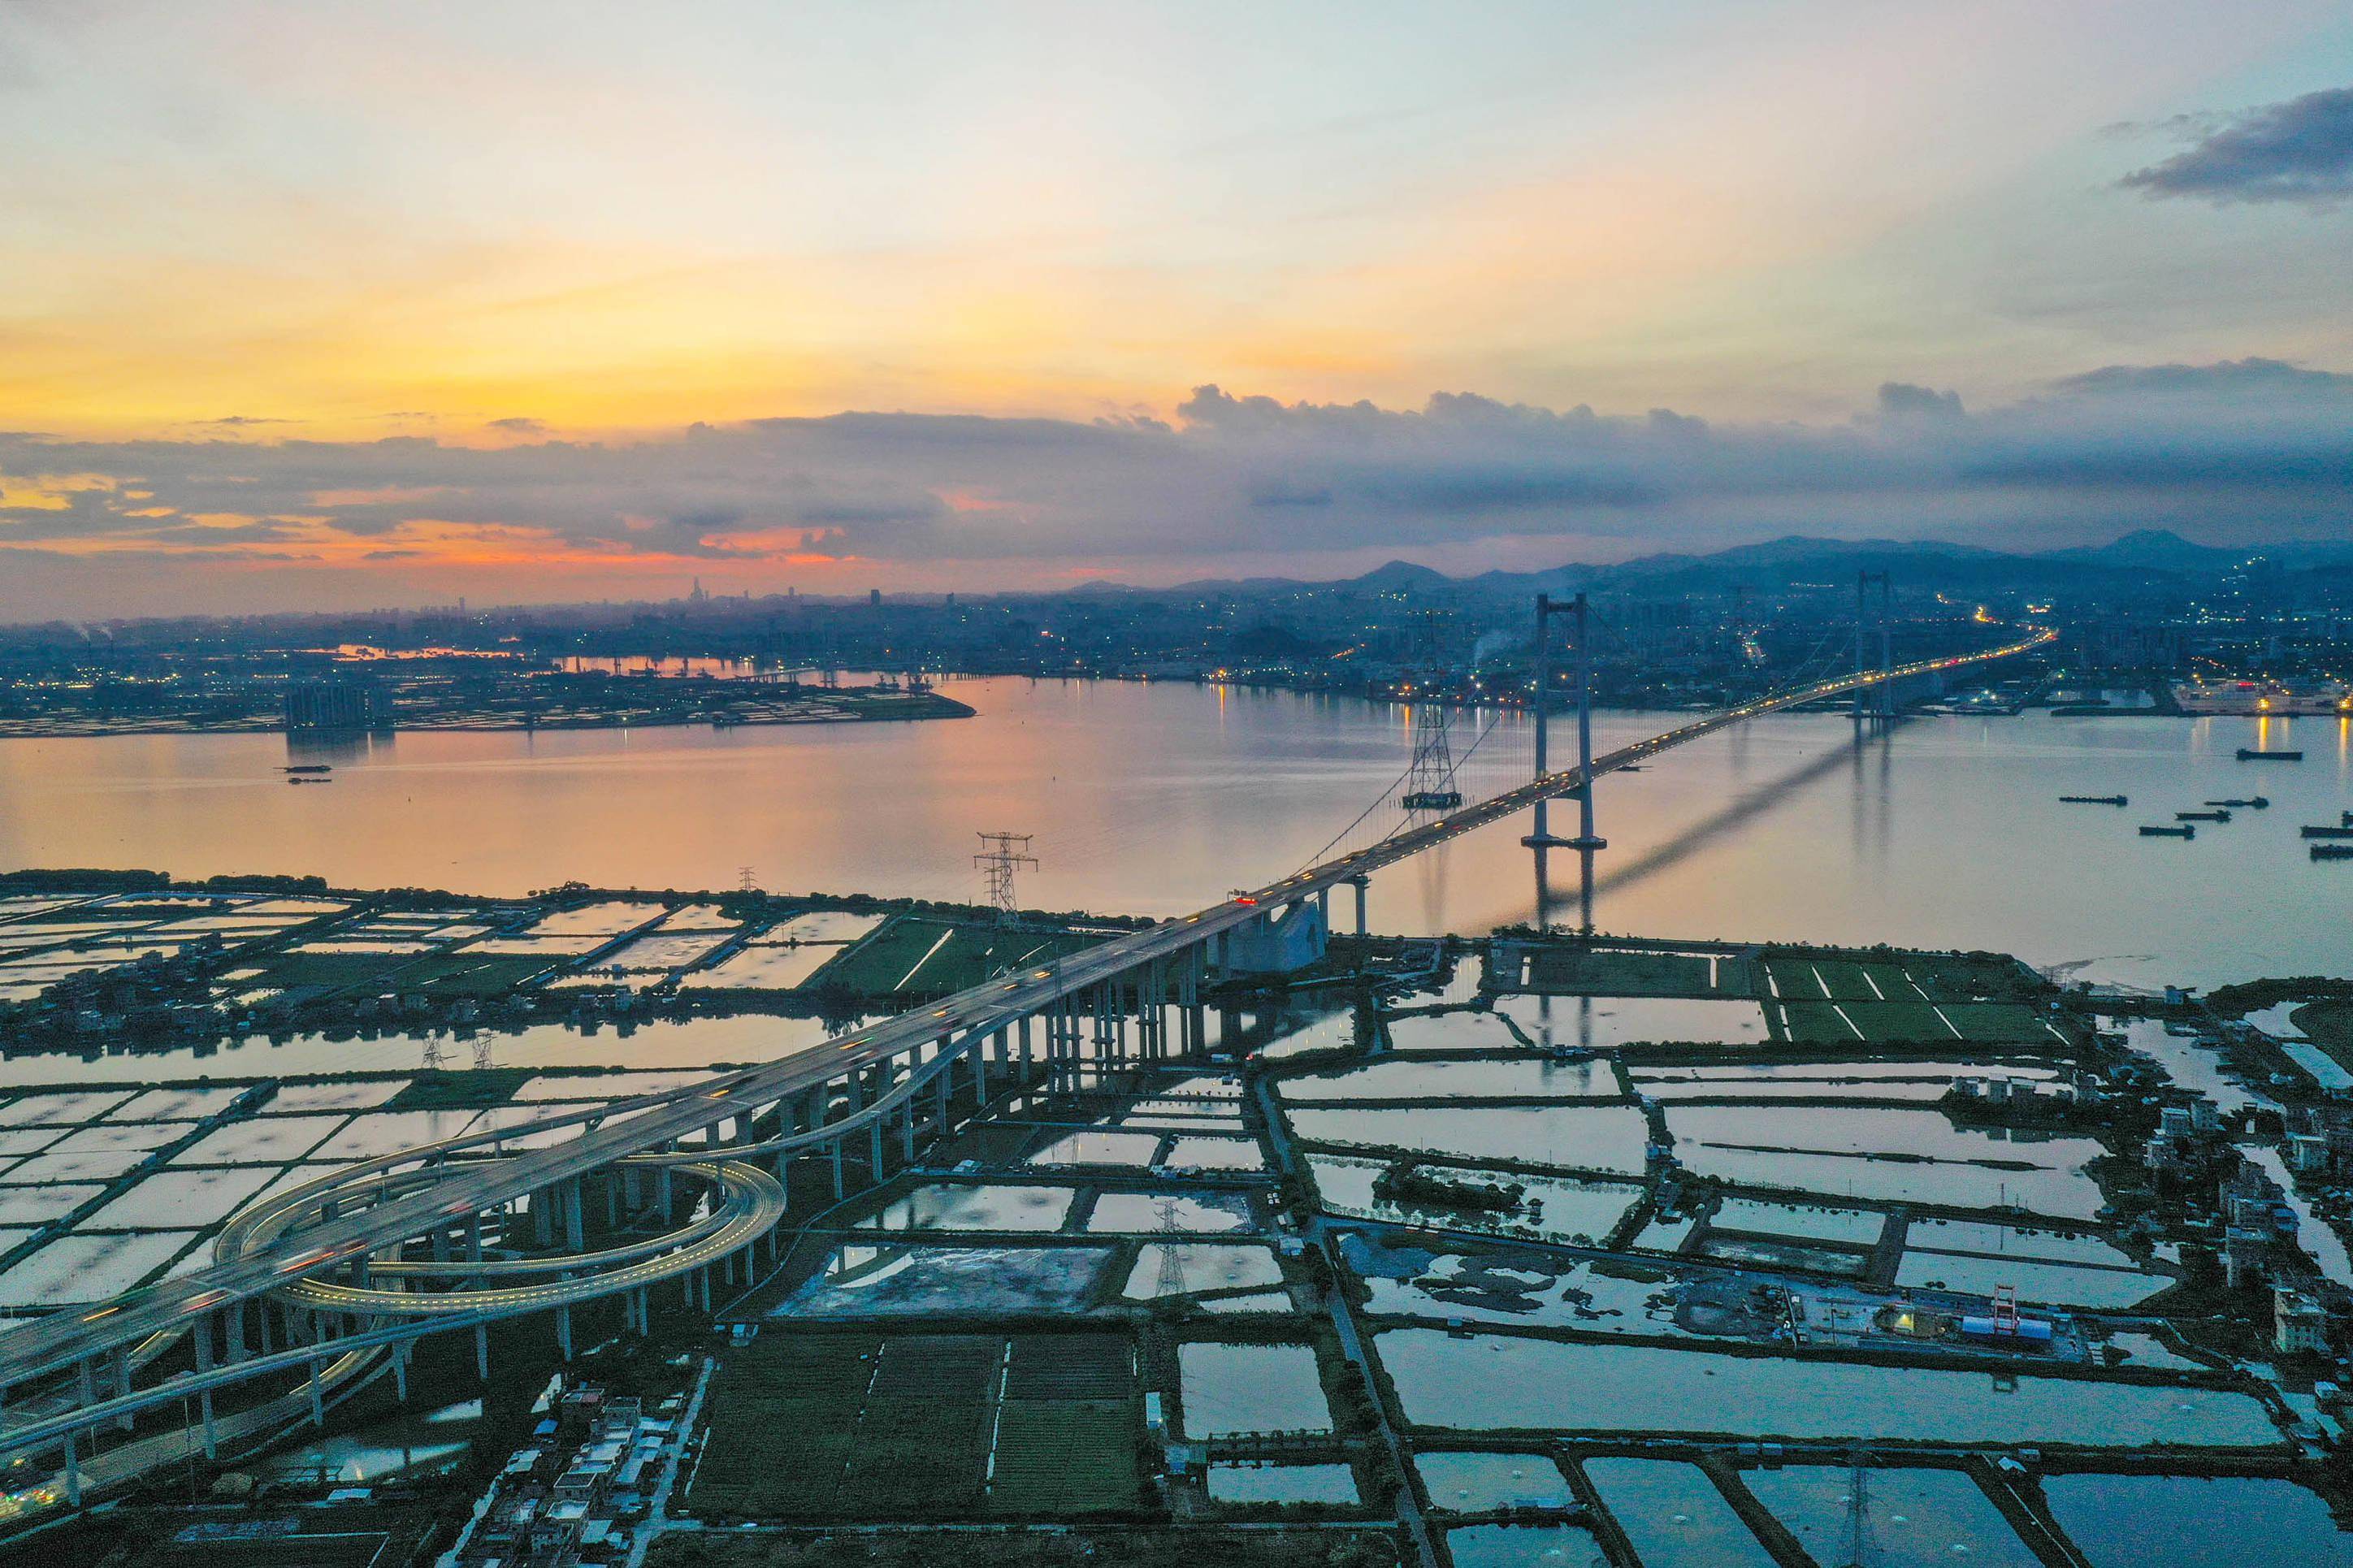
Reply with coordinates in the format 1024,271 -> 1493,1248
488,417 -> 548,435
2121,86 -> 2353,206
1877,382 -> 1966,420
2,355 -> 2351,615
2051,356 -> 2353,398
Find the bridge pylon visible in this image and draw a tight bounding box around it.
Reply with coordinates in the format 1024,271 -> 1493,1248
1525,593 -> 1605,933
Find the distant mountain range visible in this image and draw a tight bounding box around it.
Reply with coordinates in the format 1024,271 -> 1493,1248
1142,530 -> 2351,600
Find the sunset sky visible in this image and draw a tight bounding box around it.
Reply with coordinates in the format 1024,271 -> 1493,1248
3,2 -> 2351,617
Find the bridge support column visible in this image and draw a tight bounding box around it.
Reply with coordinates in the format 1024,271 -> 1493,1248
194,1317 -> 217,1458
533,1189 -> 555,1247
115,1354 -> 132,1432
1348,875 -> 1369,938
474,1323 -> 490,1380
309,1355 -> 327,1426
393,1344 -> 409,1403
830,1140 -> 845,1201
565,1176 -> 586,1251
557,1303 -> 574,1361
63,1431 -> 79,1510
605,1173 -> 622,1229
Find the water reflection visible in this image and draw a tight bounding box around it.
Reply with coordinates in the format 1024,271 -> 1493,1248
0,682 -> 2344,989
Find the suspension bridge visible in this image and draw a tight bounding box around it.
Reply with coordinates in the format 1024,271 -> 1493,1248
0,616 -> 2054,1514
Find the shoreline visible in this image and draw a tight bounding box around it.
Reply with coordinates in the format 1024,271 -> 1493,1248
0,690 -> 975,740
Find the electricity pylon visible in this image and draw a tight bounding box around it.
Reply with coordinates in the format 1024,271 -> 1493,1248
973,832 -> 1038,925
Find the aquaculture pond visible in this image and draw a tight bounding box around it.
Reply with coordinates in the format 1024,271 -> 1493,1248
1286,1103 -> 1651,1176
1309,1153 -> 1643,1244
1376,1332 -> 2282,1448
1893,1250 -> 2165,1309
1415,1451 -> 1572,1512
1490,993 -> 1770,1047
1278,1055 -> 1619,1101
1176,1341 -> 1331,1437
1742,1465 -> 2043,1568
1206,1462 -> 1358,1505
1445,1522 -> 1610,1566
1666,1103 -> 2106,1217
770,1243 -> 1109,1318
857,1182 -> 1077,1232
1380,1011 -> 1528,1052
1583,1458 -> 1775,1568
2039,1473 -> 2353,1566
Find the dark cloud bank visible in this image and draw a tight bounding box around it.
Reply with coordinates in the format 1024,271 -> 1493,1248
2122,84 -> 2353,206
3,357 -> 2351,603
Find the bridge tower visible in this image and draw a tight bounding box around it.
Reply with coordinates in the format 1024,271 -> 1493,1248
1854,570 -> 1894,720
1523,593 -> 1606,933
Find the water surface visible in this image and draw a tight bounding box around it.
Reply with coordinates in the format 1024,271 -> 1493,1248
2,682 -> 2344,989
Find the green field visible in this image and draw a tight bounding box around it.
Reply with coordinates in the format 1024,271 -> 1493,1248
1765,958 -> 1932,1003
1767,995 -> 2060,1046
1523,948 -> 1752,997
988,1335 -> 1144,1515
807,916 -> 1103,999
693,1331 -> 1142,1522
1938,1001 -> 2062,1044
692,1335 -> 880,1519
384,1068 -> 537,1110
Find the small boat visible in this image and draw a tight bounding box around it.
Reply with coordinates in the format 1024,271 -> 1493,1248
2313,845 -> 2353,860
2237,748 -> 2303,761
2204,797 -> 2268,809
2301,825 -> 2353,840
2060,795 -> 2127,807
2176,810 -> 2230,823
2139,824 -> 2195,838
282,764 -> 332,774
286,776 -> 336,786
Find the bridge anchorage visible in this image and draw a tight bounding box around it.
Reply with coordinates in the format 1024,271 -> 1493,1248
0,613 -> 2054,1518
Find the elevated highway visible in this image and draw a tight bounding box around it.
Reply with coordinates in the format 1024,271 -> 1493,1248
0,623 -> 2054,1498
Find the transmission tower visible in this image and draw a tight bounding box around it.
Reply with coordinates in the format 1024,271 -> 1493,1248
738,864 -> 759,894
1152,1196 -> 1190,1298
973,832 -> 1038,925
1401,610 -> 1462,811
1837,1444 -> 1874,1568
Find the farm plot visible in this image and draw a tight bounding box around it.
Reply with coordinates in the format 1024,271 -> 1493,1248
694,1331 -> 1140,1522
